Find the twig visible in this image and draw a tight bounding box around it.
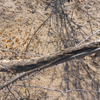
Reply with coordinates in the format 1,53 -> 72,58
76,30 -> 100,46
7,86 -> 18,99
25,12 -> 53,52
13,84 -> 69,99
13,84 -> 100,93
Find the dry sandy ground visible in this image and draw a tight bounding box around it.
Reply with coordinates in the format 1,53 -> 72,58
0,0 -> 100,100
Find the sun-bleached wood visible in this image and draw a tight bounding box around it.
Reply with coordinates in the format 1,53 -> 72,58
0,40 -> 100,73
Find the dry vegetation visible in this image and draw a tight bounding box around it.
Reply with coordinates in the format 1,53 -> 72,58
0,0 -> 100,100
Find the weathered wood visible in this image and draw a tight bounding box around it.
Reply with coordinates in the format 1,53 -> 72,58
0,40 -> 100,73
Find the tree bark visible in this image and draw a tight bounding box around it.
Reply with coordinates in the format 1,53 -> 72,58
0,40 -> 100,73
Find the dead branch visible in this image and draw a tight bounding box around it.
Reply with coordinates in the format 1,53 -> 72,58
0,40 -> 100,73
